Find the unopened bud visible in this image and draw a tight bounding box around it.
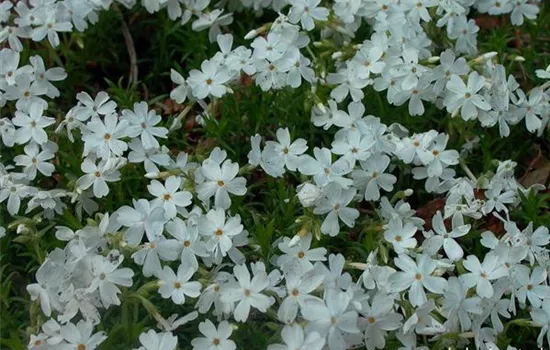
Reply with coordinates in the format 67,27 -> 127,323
17,224 -> 31,235
288,235 -> 301,247
348,262 -> 367,270
473,51 -> 497,63
244,29 -> 259,40
316,102 -> 327,114
331,51 -> 343,60
145,172 -> 160,179
427,56 -> 440,63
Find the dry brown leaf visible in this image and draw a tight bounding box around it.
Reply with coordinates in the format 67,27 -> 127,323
520,156 -> 550,187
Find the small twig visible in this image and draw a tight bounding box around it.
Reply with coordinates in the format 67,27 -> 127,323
519,146 -> 543,184
141,82 -> 149,101
117,7 -> 138,88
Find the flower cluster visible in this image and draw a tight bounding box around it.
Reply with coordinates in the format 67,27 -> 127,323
1,0 -> 550,350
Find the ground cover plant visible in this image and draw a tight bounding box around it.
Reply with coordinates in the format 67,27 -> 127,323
1,0 -> 550,349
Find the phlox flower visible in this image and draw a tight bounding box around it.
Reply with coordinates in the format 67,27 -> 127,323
388,254 -> 448,307
148,176 -> 192,219
191,320 -> 236,350
197,159 -> 247,210
157,263 -> 202,305
221,264 -> 273,322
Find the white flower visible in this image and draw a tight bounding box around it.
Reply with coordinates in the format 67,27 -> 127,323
188,60 -> 231,99
444,71 -> 491,120
14,143 -> 55,180
461,253 -> 508,298
390,48 -> 428,91
478,285 -> 513,333
276,234 -> 327,273
122,101 -> 168,149
0,182 -> 35,216
313,183 -> 359,237
531,299 -> 550,348
136,330 -> 178,350
76,157 -> 121,198
510,265 -> 550,308
352,154 -> 396,201
425,133 -> 459,177
317,253 -> 352,292
87,254 -> 134,307
58,320 -> 107,350
402,299 -> 444,335
431,49 -> 469,94
156,312 -> 199,331
395,130 -> 438,165
128,139 -> 172,173
30,55 -> 67,98
360,292 -> 403,350
221,263 -> 273,322
13,102 -> 54,145
352,44 -> 386,80
288,0 -> 329,31
302,289 -> 359,350
278,268 -> 324,323
0,48 -> 31,86
0,118 -> 16,146
331,128 -> 374,166
191,9 -> 233,43
449,18 -> 479,56
383,217 -> 418,254
170,69 -> 190,104
157,263 -> 202,305
251,32 -> 289,62
422,211 -> 470,261
0,1 -> 12,23
403,0 -> 438,22
327,65 -> 370,102
515,88 -> 546,133
31,9 -> 72,47
268,324 -> 325,350
482,182 -> 516,214
26,259 -> 63,317
55,107 -> 85,142
226,47 -> 256,75
296,182 -> 323,208
148,176 -> 192,219
388,254 -> 448,307
132,236 -> 181,278
440,276 -> 482,331
265,128 -> 308,171
198,208 -> 243,258
117,199 -> 166,245
536,64 -> 550,80
298,147 -> 353,188
197,159 -> 247,210
191,320 -> 236,350
510,0 -> 539,26
74,91 -> 117,122
166,217 -> 208,269
82,114 -> 129,159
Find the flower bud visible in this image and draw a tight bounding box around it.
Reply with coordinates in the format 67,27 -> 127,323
145,172 -> 160,179
296,182 -> 322,207
244,29 -> 258,40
